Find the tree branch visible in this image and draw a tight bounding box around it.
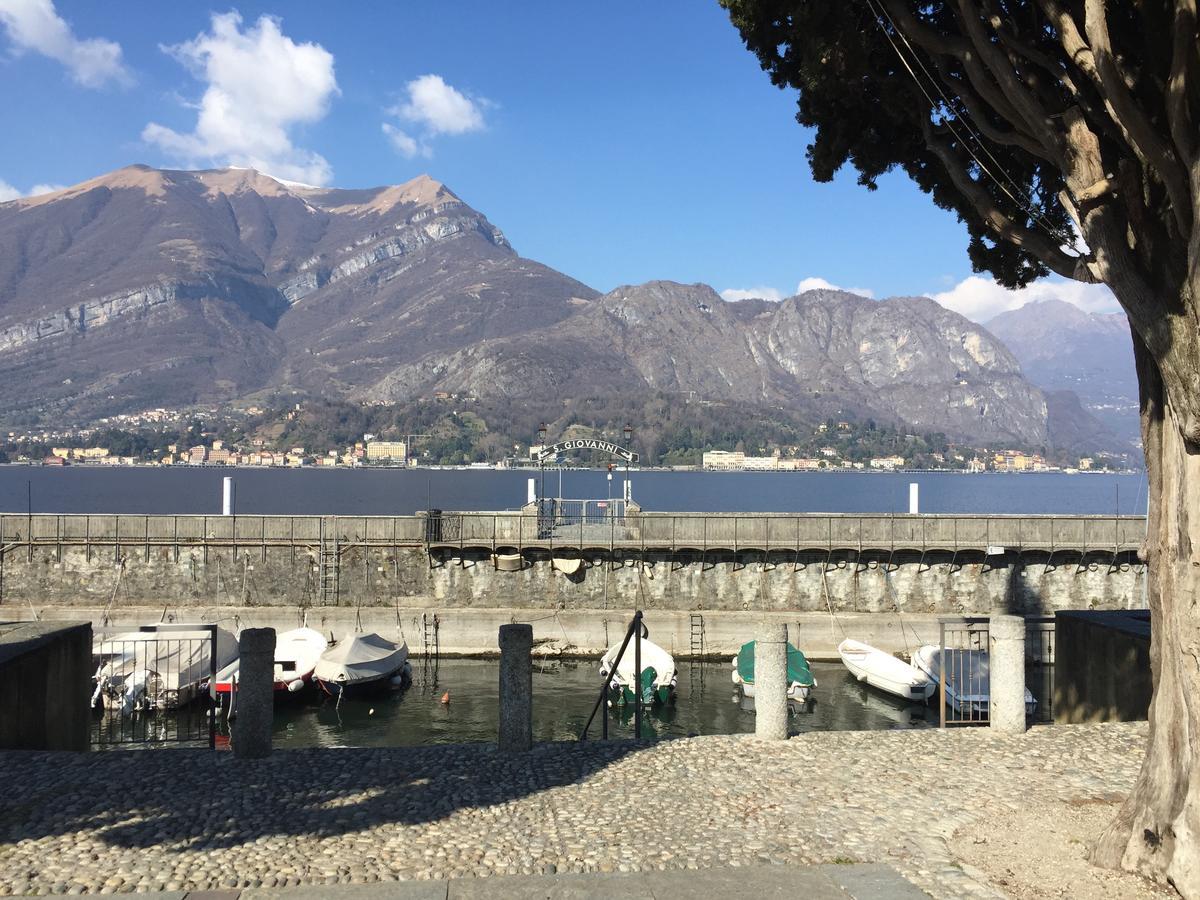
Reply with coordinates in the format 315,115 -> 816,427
1166,0 -> 1198,169
953,0 -> 1059,144
921,117 -> 1096,282
880,0 -> 1061,164
1084,0 -> 1192,233
1041,0 -> 1193,234
925,53 -> 1057,162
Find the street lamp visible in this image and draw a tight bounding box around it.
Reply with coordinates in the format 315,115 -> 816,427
536,423 -> 548,533
622,424 -> 633,507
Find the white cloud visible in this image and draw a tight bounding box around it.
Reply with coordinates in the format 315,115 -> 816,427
142,12 -> 339,186
720,286 -> 784,302
382,123 -> 428,160
932,275 -> 1121,323
383,74 -> 486,158
720,276 -> 876,303
0,0 -> 129,87
0,178 -> 65,200
796,276 -> 875,298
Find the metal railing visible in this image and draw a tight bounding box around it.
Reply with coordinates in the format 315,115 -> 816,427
937,617 -> 991,726
0,512 -> 1145,555
937,615 -> 1056,727
580,610 -> 645,741
91,623 -> 219,749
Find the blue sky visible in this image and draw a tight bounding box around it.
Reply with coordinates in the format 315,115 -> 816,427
0,1 -> 1117,321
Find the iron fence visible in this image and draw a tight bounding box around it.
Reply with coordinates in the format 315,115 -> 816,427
936,615 -> 1055,728
0,512 -> 1146,554
91,624 -> 221,749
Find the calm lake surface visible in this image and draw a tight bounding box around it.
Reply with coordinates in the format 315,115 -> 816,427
269,660 -> 947,748
93,657 -> 1055,749
1,467 -> 1148,515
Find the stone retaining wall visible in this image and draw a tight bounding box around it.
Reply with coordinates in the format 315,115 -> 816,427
1,543 -> 1145,616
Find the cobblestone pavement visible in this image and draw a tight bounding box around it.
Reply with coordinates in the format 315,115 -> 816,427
0,723 -> 1150,897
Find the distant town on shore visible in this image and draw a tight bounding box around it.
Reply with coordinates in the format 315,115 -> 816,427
2,403 -> 1130,474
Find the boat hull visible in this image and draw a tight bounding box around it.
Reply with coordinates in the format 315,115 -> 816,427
599,637 -> 677,707
838,639 -> 936,702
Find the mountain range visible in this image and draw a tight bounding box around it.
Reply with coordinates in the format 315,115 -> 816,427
0,164 -> 1136,454
985,299 -> 1139,445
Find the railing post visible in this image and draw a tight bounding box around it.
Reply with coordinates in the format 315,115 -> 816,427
233,627 -> 275,759
634,621 -> 643,739
498,624 -> 533,752
939,621 -> 947,729
990,615 -> 1027,734
755,622 -> 788,740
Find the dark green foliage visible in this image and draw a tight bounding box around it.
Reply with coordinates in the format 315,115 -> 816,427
720,0 -> 1079,287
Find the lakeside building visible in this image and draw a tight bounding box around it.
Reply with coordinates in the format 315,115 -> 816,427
993,450 -> 1050,471
702,451 -> 744,470
868,456 -> 906,470
366,441 -> 407,463
704,450 -> 844,471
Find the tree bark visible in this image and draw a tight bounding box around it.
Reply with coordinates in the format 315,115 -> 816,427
1092,332 -> 1200,896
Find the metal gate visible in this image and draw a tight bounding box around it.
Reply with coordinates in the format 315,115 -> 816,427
91,624 -> 219,749
937,615 -> 1056,727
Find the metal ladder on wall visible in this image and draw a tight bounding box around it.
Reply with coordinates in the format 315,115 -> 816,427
318,520 -> 339,606
689,613 -> 705,657
420,613 -> 440,688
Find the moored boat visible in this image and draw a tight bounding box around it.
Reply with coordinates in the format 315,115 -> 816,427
599,637 -> 677,706
731,639 -> 817,701
314,633 -> 410,695
837,638 -> 936,702
93,625 -> 237,712
211,626 -> 328,698
912,645 -> 1037,716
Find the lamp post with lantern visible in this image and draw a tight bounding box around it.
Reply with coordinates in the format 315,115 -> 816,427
622,423 -> 633,510
536,422 -> 548,536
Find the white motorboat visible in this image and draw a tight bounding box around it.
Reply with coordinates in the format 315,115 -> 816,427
211,627 -> 328,699
838,638 -> 936,702
912,645 -> 1037,716
93,625 -> 237,712
599,637 -> 677,705
314,633 -> 410,695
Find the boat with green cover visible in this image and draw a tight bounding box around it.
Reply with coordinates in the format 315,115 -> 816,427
731,640 -> 817,701
600,637 -> 677,706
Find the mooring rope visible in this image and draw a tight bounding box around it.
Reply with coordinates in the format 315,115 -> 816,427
821,557 -> 847,640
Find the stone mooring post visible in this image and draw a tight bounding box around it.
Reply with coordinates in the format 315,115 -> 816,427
233,627 -> 275,759
755,622 -> 789,741
498,623 -> 533,752
990,615 -> 1027,734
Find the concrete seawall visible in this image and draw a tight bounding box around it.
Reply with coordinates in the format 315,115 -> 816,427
34,605 -> 984,661
1,514 -> 1146,638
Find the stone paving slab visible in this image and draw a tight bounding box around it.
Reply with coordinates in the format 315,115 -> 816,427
0,723 -> 1147,898
15,864 -> 923,899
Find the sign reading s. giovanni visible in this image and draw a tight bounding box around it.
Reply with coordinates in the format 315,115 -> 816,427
536,440 -> 638,463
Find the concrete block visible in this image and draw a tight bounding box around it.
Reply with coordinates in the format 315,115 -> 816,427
498,623 -> 533,752
0,621 -> 91,751
233,627 -> 275,759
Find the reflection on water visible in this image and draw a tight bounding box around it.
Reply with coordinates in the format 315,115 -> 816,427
91,658 -> 1054,749
266,660 -> 945,750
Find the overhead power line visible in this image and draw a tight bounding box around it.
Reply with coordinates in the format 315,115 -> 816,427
861,0 -> 1080,251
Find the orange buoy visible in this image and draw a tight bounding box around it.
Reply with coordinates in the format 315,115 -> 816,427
440,691 -> 450,705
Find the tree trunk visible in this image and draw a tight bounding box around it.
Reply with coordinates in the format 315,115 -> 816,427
1092,334 -> 1200,896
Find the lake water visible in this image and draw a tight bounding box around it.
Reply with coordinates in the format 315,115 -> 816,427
265,660 -> 949,748
92,656 -> 1055,750
1,466 -> 1148,515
